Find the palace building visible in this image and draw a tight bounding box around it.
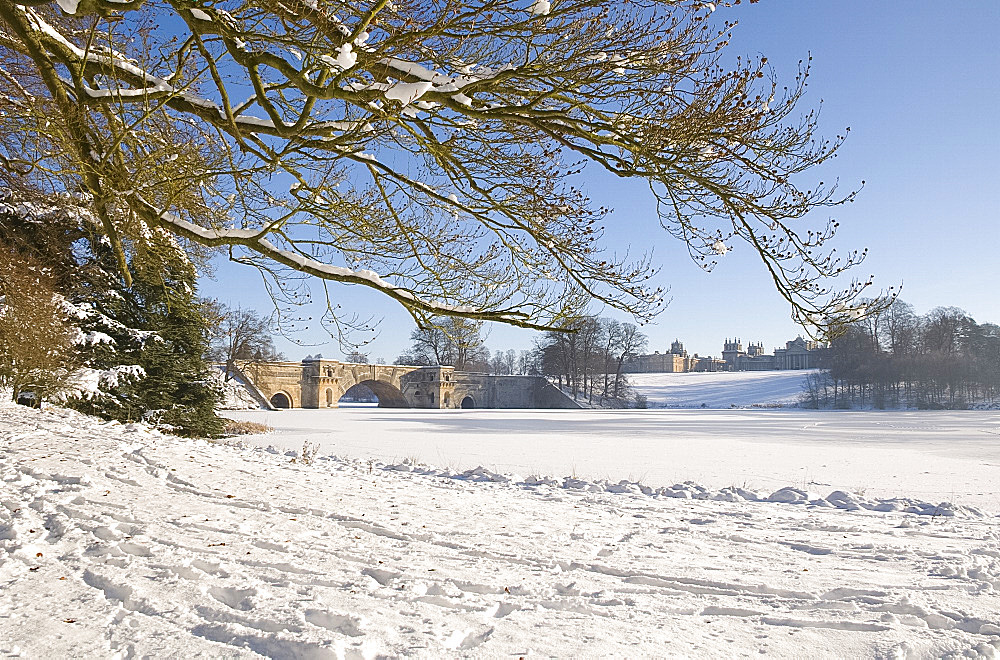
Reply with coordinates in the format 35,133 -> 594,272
625,339 -> 727,373
626,336 -> 826,374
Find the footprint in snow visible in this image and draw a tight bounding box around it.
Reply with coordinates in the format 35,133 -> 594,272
361,567 -> 400,586
443,626 -> 493,650
486,602 -> 519,618
452,580 -> 505,595
117,541 -> 153,557
190,559 -> 229,577
91,526 -> 119,542
165,564 -> 202,580
82,569 -> 139,611
304,609 -> 365,636
208,585 -> 258,611
252,539 -> 289,552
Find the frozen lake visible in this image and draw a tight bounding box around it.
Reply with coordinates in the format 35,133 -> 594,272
224,408 -> 1000,511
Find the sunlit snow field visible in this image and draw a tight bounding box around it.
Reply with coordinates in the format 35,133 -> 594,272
629,369 -> 817,408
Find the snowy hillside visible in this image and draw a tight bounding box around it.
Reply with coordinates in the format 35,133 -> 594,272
211,366 -> 270,410
3,403 -> 1000,658
629,369 -> 817,408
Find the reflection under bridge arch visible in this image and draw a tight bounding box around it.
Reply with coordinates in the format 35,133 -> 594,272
335,379 -> 409,408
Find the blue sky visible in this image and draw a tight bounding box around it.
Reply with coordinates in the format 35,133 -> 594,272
200,2 -> 1000,362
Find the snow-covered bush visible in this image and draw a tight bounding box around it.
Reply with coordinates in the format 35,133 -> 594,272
220,419 -> 274,436
0,247 -> 78,405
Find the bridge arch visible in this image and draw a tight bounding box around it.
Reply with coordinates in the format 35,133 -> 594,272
270,391 -> 292,409
460,395 -> 476,409
340,379 -> 408,408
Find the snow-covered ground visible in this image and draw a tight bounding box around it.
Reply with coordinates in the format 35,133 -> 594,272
629,369 -> 817,408
3,404 -> 1000,658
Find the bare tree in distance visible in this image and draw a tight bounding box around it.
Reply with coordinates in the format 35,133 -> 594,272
883,299 -> 918,357
490,349 -> 517,375
517,350 -> 535,376
609,321 -> 648,398
396,326 -> 448,367
344,351 -> 369,363
533,315 -> 644,402
397,317 -> 490,371
0,0 -> 890,340
209,304 -> 284,380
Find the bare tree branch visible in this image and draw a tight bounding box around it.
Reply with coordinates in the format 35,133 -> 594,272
0,0 -> 889,338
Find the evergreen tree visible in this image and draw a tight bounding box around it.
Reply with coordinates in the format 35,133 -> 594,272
66,231 -> 222,437
0,192 -> 221,436
125,261 -> 222,437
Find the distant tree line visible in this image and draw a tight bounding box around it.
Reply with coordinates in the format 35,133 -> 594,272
395,315 -> 648,405
533,318 -> 647,404
804,300 -> 1000,409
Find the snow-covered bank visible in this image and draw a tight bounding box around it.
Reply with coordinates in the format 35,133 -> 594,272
212,366 -> 271,410
629,369 -> 818,408
224,408 -> 1000,511
3,403 -> 999,658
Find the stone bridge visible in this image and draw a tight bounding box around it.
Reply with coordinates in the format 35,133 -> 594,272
234,358 -> 580,410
